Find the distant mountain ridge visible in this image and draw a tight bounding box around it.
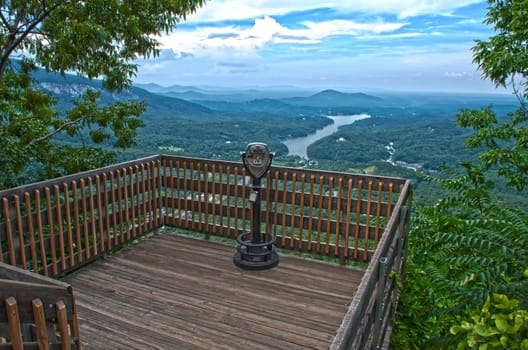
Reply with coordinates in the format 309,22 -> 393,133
136,83 -> 384,113
282,89 -> 383,107
32,69 -> 217,119
33,67 -> 380,119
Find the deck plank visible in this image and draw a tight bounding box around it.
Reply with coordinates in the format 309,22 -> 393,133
63,232 -> 364,350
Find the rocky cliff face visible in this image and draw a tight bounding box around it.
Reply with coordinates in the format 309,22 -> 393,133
38,82 -> 139,101
39,82 -> 96,96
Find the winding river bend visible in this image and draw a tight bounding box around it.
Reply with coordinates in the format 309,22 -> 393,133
282,114 -> 370,159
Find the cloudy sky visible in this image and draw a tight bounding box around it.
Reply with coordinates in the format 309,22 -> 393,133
134,0 -> 501,93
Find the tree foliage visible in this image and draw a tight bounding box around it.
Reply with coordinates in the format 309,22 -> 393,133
393,1 -> 528,348
0,0 -> 206,188
451,294 -> 528,350
456,0 -> 528,191
392,164 -> 528,349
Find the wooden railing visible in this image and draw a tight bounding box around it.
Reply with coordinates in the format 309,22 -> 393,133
0,262 -> 80,349
1,154 -> 412,349
331,181 -> 412,350
161,155 -> 408,263
0,155 -> 162,277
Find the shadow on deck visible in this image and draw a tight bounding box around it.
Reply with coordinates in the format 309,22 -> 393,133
64,232 -> 364,350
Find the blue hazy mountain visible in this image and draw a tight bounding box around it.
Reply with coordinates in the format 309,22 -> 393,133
32,69 -> 218,119
137,83 -> 317,102
282,89 -> 383,107
33,66 -> 517,121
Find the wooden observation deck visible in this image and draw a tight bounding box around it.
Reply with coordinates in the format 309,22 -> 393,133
0,155 -> 411,349
65,233 -> 364,349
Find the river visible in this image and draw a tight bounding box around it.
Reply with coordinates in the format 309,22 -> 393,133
282,114 -> 370,159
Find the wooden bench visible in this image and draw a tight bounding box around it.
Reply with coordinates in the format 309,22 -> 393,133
0,262 -> 80,350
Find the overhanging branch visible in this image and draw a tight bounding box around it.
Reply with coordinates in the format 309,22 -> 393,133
25,115 -> 90,148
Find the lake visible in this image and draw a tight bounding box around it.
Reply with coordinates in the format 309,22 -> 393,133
282,114 -> 370,159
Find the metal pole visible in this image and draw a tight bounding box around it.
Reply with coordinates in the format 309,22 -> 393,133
252,177 -> 261,245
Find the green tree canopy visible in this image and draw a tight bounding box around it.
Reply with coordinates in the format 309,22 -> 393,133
393,1 -> 528,348
456,0 -> 527,191
0,0 -> 206,189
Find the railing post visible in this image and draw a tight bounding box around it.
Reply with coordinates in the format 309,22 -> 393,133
399,205 -> 410,280
373,256 -> 387,349
394,206 -> 408,277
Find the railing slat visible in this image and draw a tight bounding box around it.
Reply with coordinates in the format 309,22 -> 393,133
13,196 -> 26,270
334,177 -> 343,258
375,181 -> 383,247
307,175 -> 315,252
272,170 -> 280,243
79,179 -> 90,260
344,179 -> 353,260
32,298 -> 49,350
44,188 -> 57,275
95,176 -> 104,254
120,169 -> 129,243
243,168 -> 250,233
71,295 -> 81,349
155,160 -> 162,228
353,180 -> 363,260
102,173 -> 112,250
127,168 -> 136,240
109,172 -> 118,248
52,186 -> 65,272
387,183 -> 393,221
297,174 -> 306,251
364,181 -> 373,262
87,178 -> 97,258
289,173 -> 297,250
141,164 -> 148,232
225,166 -> 231,237
24,193 -> 38,272
62,184 -> 74,269
210,164 -> 216,235
5,296 -> 24,350
232,166 -> 239,235
55,300 -> 71,350
324,176 -> 333,256
280,172 -> 288,247
316,176 -> 324,255
34,191 -> 48,276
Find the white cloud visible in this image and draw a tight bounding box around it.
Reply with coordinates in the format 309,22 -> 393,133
301,19 -> 406,37
444,71 -> 472,78
188,0 -> 484,22
160,16 -> 405,58
135,1 -> 496,92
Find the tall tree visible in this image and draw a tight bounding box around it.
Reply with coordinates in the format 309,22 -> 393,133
0,0 -> 206,189
456,0 -> 527,190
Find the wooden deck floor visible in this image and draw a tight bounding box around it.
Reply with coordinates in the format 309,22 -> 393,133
63,232 -> 364,350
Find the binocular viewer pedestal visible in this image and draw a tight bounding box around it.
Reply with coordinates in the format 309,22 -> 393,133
233,232 -> 279,270
233,142 -> 279,270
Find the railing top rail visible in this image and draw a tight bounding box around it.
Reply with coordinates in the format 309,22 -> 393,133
0,155 -> 161,198
0,262 -> 71,289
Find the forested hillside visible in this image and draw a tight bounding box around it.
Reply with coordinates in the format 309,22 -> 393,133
36,68 -> 524,206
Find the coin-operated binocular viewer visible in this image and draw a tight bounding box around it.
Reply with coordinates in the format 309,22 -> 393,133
233,143 -> 279,270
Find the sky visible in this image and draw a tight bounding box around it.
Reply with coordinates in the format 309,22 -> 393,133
133,0 -> 502,93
